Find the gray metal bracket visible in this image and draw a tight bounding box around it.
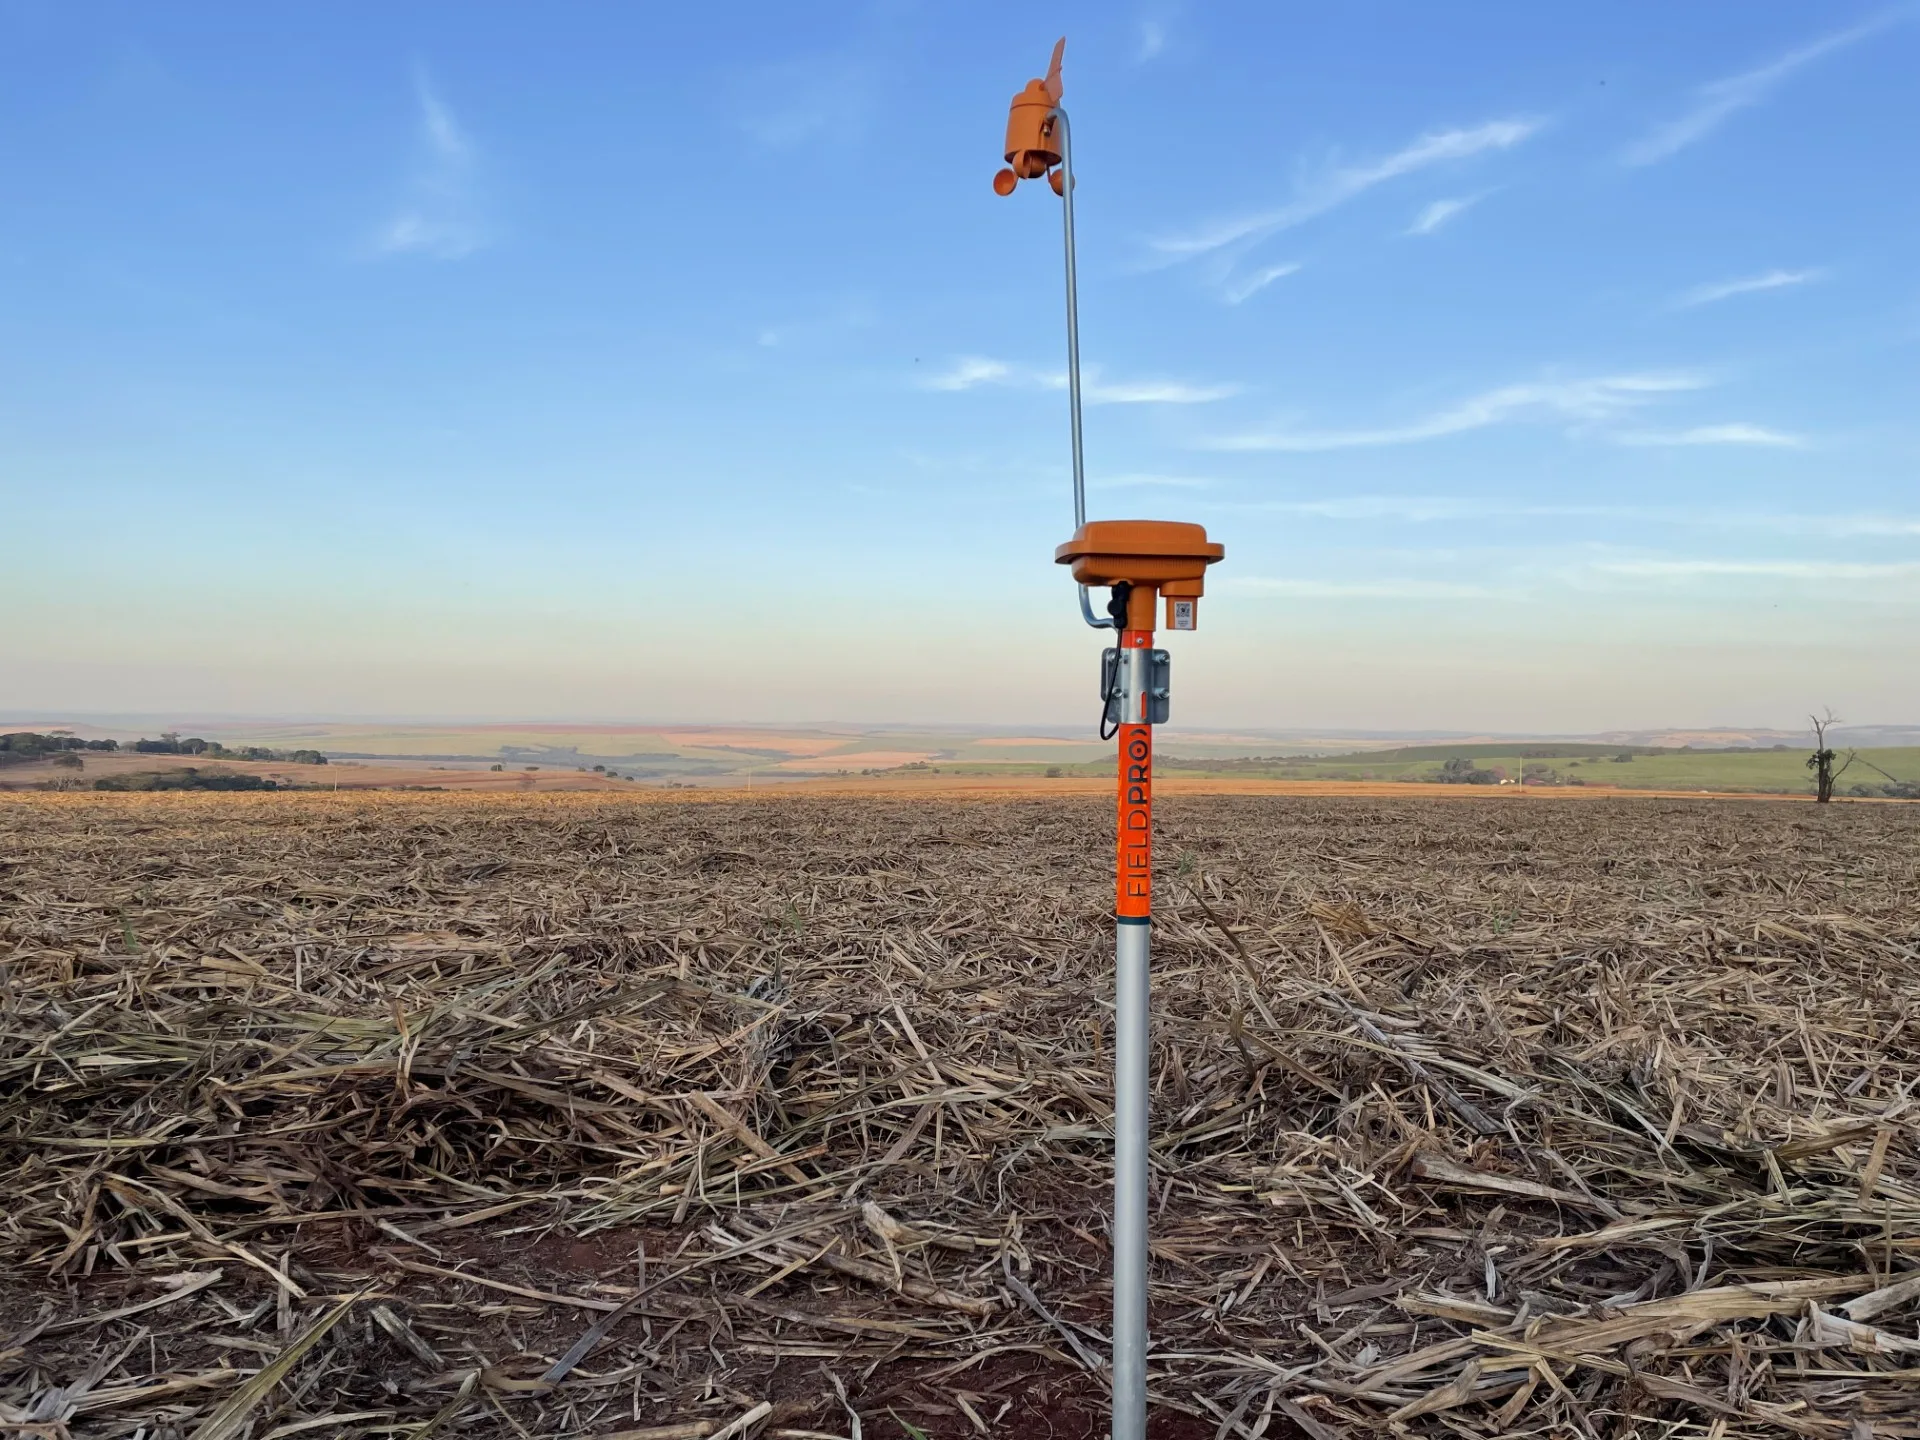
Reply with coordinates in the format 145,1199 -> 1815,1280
1102,647 -> 1171,727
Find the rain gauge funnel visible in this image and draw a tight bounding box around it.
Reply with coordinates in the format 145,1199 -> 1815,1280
994,41 -> 1226,1440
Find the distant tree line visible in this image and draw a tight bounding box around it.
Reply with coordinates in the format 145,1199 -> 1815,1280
128,733 -> 327,765
1433,756 -> 1501,785
1,730 -> 326,771
1848,778 -> 1920,800
94,770 -> 281,791
1842,746 -> 1920,800
0,732 -> 119,766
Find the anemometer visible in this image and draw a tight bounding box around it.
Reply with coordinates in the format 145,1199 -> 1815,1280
994,39 -> 1225,1440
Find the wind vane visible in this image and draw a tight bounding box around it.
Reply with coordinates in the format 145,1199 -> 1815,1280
994,39 -> 1067,195
991,37 -> 1225,1440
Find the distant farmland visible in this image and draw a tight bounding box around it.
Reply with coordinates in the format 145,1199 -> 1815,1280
1064,742 -> 1920,797
7,721 -> 1917,798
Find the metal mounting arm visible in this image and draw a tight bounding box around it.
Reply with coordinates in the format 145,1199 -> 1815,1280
1055,106 -> 1112,632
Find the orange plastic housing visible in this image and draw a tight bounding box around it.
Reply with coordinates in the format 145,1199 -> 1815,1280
1056,520 -> 1223,632
1003,80 -> 1061,179
1054,520 -> 1223,588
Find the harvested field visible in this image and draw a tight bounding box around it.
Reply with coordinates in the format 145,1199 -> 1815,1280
0,753 -> 635,794
2,791 -> 1918,1439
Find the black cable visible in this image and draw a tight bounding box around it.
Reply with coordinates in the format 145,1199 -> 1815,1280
1097,583 -> 1132,740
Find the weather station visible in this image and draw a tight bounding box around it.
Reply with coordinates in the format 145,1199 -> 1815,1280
994,40 -> 1225,1440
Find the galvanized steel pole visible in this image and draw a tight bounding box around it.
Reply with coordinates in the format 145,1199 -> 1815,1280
1062,102 -> 1150,1440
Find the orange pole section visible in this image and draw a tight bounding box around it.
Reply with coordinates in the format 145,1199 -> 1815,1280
1116,627 -> 1153,919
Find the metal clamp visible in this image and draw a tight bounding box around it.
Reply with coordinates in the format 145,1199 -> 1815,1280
1101,647 -> 1170,728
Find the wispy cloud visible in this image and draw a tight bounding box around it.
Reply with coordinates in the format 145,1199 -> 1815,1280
1136,18 -> 1168,62
1407,195 -> 1479,235
1206,373 -> 1702,452
754,300 -> 876,350
920,357 -> 1238,405
1616,423 -> 1805,448
1676,268 -> 1823,307
1221,262 -> 1302,304
377,74 -> 487,260
1089,473 -> 1213,490
1225,552 -> 1920,605
1151,118 -> 1542,261
1596,558 -> 1920,581
1215,495 -> 1920,538
732,54 -> 870,149
1234,496 -> 1497,522
1622,12 -> 1905,165
1225,576 -> 1510,600
1806,515 -> 1920,537
922,356 -> 1011,391
1047,371 -> 1242,405
1219,496 -> 1658,527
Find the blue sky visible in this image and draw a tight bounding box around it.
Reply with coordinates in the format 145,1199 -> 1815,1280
4,2 -> 1917,731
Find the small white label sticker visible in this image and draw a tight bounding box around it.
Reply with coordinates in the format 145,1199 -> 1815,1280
1171,599 -> 1196,630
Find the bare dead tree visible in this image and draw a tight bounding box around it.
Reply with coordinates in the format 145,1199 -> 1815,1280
1807,709 -> 1857,804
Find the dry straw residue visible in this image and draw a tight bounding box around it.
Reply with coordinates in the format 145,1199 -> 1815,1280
1,791 -> 1917,1438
